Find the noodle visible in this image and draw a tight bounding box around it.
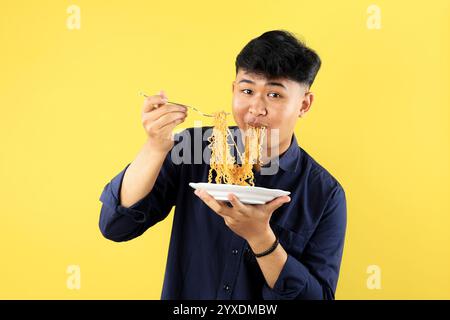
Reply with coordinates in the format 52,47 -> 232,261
207,111 -> 266,186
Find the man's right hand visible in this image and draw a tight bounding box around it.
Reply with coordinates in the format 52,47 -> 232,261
141,90 -> 188,154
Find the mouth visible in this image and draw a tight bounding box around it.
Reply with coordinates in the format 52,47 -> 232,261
246,121 -> 268,129
244,114 -> 269,129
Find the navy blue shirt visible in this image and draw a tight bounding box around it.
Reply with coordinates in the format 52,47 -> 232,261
99,126 -> 347,300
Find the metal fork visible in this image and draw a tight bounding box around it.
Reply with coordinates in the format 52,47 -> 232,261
140,92 -> 229,117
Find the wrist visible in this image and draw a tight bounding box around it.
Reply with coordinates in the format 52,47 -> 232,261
247,229 -> 276,254
144,138 -> 171,157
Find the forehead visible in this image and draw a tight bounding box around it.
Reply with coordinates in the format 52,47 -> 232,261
236,69 -> 300,89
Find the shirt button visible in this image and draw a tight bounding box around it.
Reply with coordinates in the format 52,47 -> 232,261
223,284 -> 231,291
232,249 -> 238,255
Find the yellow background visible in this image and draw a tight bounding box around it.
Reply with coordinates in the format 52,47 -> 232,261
1,0 -> 449,299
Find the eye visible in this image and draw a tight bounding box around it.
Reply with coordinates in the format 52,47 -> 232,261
268,92 -> 281,98
241,89 -> 252,95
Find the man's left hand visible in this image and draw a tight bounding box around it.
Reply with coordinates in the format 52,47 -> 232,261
194,189 -> 291,246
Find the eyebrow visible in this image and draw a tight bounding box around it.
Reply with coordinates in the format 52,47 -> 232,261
238,78 -> 287,90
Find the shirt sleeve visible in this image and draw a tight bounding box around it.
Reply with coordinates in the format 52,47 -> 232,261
262,186 -> 347,300
98,148 -> 180,242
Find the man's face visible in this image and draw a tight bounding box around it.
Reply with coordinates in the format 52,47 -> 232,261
231,69 -> 313,152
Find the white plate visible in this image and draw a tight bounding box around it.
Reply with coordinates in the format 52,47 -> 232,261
189,182 -> 290,205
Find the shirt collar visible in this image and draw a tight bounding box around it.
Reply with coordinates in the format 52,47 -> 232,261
277,133 -> 301,172
231,126 -> 301,173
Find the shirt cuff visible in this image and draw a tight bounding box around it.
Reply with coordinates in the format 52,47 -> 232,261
99,163 -> 148,223
261,254 -> 309,300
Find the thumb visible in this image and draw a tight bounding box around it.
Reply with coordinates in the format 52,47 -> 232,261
159,89 -> 168,100
267,196 -> 291,212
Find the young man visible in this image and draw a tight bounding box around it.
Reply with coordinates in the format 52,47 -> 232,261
99,30 -> 347,300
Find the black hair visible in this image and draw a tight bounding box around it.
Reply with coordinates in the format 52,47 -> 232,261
235,30 -> 321,88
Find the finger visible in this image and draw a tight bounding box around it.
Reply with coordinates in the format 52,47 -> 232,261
152,111 -> 187,130
142,94 -> 169,113
156,116 -> 187,141
266,195 -> 291,212
195,189 -> 225,212
148,104 -> 187,119
227,193 -> 249,214
194,189 -> 233,218
142,104 -> 187,121
159,90 -> 168,100
158,116 -> 185,132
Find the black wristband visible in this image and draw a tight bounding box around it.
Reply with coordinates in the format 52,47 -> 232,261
252,237 -> 279,258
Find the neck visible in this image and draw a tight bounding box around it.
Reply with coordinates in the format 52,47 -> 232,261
259,134 -> 292,165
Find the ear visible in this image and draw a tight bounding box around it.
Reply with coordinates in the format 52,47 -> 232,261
232,81 -> 236,93
299,92 -> 314,117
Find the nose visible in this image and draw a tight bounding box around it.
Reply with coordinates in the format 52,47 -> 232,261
248,99 -> 267,116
